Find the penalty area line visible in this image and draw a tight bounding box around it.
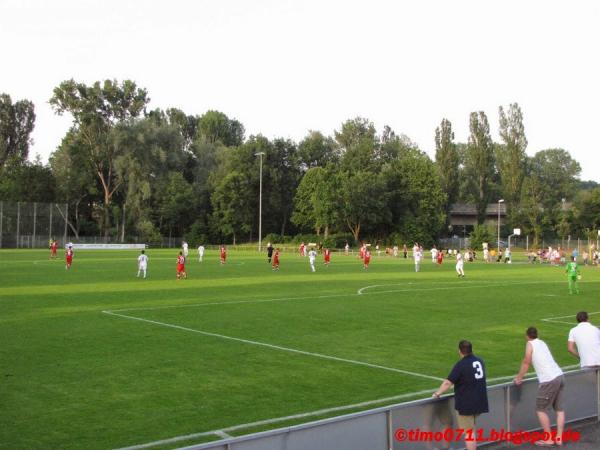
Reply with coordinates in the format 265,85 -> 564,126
101,310 -> 443,382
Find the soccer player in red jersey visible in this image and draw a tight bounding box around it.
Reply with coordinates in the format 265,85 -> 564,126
437,250 -> 444,265
50,240 -> 58,259
272,248 -> 280,270
324,247 -> 331,266
220,245 -> 227,264
363,249 -> 371,269
65,245 -> 74,270
176,251 -> 187,279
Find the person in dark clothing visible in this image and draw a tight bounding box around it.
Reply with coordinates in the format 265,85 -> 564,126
266,242 -> 274,263
433,340 -> 489,450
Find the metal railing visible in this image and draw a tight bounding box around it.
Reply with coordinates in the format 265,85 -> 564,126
179,368 -> 599,450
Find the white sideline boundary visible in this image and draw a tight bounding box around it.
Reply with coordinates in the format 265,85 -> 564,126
541,311 -> 600,326
114,387 -> 437,450
102,310 -> 443,382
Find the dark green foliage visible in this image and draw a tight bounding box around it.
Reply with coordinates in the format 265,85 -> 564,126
469,224 -> 495,250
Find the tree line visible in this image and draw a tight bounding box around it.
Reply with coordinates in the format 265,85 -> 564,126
1,80 -> 598,247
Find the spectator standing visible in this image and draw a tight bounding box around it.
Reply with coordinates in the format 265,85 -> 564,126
514,327 -> 565,447
433,340 -> 488,450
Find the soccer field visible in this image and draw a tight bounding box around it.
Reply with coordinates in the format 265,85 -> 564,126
1,248 -> 597,449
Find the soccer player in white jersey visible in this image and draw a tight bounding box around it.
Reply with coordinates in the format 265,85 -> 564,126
198,244 -> 205,262
414,244 -> 422,272
137,250 -> 148,278
182,241 -> 189,260
308,248 -> 317,272
431,246 -> 438,263
456,250 -> 465,277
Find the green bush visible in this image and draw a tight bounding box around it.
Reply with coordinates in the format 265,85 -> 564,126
136,219 -> 163,247
469,224 -> 495,250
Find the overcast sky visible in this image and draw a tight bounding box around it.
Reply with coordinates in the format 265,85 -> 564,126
2,0 -> 599,181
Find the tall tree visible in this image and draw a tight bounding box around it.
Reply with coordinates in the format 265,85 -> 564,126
0,93 -> 35,168
198,110 -> 244,147
297,131 -> 338,169
434,118 -> 459,212
336,170 -> 388,242
292,166 -> 338,236
497,103 -> 528,221
465,111 -> 496,224
49,79 -> 149,237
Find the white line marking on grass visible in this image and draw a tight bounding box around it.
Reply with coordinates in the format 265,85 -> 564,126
214,431 -> 231,439
541,311 -> 600,326
114,387 -> 438,450
102,310 -> 443,382
110,279 -> 595,314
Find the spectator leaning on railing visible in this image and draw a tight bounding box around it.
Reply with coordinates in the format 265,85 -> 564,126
568,311 -> 600,369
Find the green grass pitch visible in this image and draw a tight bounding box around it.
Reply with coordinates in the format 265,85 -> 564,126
1,248 -> 597,449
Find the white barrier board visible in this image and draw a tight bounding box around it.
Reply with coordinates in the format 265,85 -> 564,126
67,243 -> 146,250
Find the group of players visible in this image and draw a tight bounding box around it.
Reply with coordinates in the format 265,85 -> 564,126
50,237 -> 582,292
170,242 -> 227,280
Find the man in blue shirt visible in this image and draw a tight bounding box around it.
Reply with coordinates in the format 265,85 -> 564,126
433,340 -> 489,450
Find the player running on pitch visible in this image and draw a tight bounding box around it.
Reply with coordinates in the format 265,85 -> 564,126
220,245 -> 227,265
65,244 -> 74,270
324,247 -> 331,267
176,251 -> 187,280
182,241 -> 189,260
272,248 -> 280,271
363,249 -> 371,269
198,244 -> 205,262
137,250 -> 148,278
50,239 -> 58,259
308,247 -> 317,272
456,250 -> 465,277
566,256 -> 581,294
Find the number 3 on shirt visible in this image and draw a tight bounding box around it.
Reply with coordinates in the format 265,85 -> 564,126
472,361 -> 484,379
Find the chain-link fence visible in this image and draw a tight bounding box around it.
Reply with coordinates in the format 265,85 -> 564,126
0,201 -> 68,248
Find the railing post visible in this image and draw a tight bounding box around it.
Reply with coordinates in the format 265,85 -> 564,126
597,369 -> 600,423
505,384 -> 511,434
386,408 -> 393,450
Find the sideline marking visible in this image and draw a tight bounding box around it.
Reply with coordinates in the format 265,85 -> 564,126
541,311 -> 600,326
102,310 -> 443,382
114,387 -> 437,450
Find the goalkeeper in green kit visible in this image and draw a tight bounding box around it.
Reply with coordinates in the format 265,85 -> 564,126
566,256 -> 581,294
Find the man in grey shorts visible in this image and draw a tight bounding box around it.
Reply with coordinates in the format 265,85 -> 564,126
514,327 -> 565,446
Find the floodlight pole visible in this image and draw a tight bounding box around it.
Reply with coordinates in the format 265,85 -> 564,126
497,199 -> 504,253
255,152 -> 265,253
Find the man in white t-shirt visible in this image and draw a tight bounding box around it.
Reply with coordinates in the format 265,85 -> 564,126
182,241 -> 189,260
568,311 -> 600,368
456,251 -> 465,277
514,327 -> 565,446
137,250 -> 148,278
308,248 -> 317,272
198,244 -> 205,262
